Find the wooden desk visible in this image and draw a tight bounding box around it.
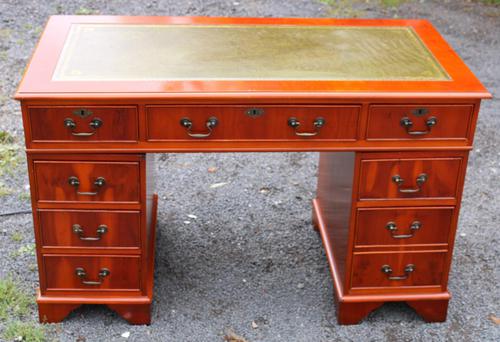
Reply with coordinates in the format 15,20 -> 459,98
16,16 -> 491,325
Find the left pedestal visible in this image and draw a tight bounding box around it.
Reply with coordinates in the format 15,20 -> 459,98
27,153 -> 157,325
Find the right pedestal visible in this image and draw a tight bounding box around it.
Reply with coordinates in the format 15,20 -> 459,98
314,150 -> 467,324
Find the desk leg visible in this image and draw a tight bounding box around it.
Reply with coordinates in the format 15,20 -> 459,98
38,303 -> 80,323
407,299 -> 449,322
108,304 -> 152,325
337,301 -> 383,325
311,205 -> 319,232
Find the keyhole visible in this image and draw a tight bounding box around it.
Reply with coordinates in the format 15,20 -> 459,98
411,108 -> 429,117
72,109 -> 93,118
246,108 -> 264,118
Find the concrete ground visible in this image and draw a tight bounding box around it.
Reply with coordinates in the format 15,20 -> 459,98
0,1 -> 499,341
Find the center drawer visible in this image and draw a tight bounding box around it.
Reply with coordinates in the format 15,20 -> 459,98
146,105 -> 360,141
33,160 -> 141,204
43,255 -> 141,291
38,209 -> 141,249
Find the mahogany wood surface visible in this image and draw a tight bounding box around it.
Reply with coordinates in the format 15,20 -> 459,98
313,198 -> 345,298
27,153 -> 153,323
407,299 -> 449,322
366,104 -> 473,141
43,255 -> 141,291
350,251 -> 447,288
38,303 -> 81,324
35,194 -> 158,323
28,106 -> 139,143
144,193 -> 158,300
358,156 -> 462,200
16,15 -> 490,326
337,302 -> 383,325
314,198 -> 452,324
354,207 -> 454,247
313,148 -> 470,322
38,209 -> 141,250
21,100 -> 482,153
107,304 -> 152,325
315,152 -> 356,284
146,105 -> 359,141
33,160 -> 141,205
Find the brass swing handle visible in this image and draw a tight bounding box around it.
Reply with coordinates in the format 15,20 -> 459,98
400,116 -> 437,136
68,176 -> 106,196
381,264 -> 415,280
385,221 -> 421,239
64,118 -> 103,136
288,117 -> 325,137
72,224 -> 108,241
75,267 -> 110,285
392,173 -> 427,193
180,117 -> 218,138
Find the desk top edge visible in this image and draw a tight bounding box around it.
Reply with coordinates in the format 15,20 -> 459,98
15,16 -> 491,100
14,91 -> 492,101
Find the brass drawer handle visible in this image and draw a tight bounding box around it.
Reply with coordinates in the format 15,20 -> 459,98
287,117 -> 325,137
64,117 -> 103,136
180,117 -> 218,138
72,224 -> 108,241
68,176 -> 106,196
392,173 -> 427,193
381,264 -> 415,280
75,267 -> 110,285
400,116 -> 437,136
385,221 -> 421,239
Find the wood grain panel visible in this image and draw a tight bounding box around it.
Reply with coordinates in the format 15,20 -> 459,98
355,207 -> 454,247
38,209 -> 141,249
43,255 -> 141,291
351,251 -> 447,289
315,152 -> 355,283
146,105 -> 359,141
358,157 -> 462,200
29,106 -> 138,143
33,160 -> 140,204
366,105 -> 473,141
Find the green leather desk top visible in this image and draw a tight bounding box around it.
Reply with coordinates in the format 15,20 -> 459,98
53,24 -> 449,81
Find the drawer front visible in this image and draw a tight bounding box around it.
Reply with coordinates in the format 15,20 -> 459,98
146,105 -> 359,141
34,161 -> 141,204
358,157 -> 462,200
355,207 -> 454,246
39,210 -> 141,248
366,105 -> 473,141
351,252 -> 446,288
44,255 -> 141,290
29,106 -> 139,142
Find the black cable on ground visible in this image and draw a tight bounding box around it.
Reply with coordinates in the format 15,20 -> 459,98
0,210 -> 32,217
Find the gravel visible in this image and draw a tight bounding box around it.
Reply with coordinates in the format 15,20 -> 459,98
0,1 -> 499,341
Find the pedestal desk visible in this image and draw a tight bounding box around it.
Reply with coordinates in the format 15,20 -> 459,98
15,16 -> 491,325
